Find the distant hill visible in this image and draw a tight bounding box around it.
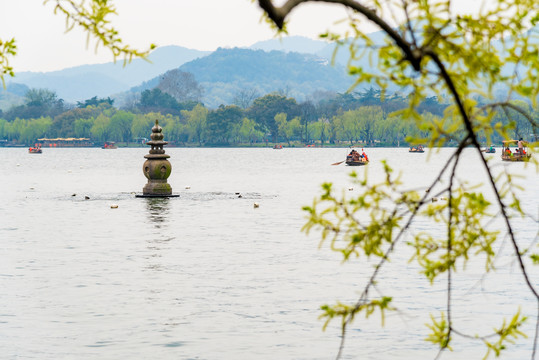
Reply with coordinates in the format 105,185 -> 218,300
125,47 -> 356,108
249,35 -> 329,54
1,36 -> 378,109
6,46 -> 210,104
246,33 -> 387,68
0,83 -> 28,111
316,31 -> 387,67
8,25 -> 530,111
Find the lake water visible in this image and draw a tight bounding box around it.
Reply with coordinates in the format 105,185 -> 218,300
1,147 -> 538,359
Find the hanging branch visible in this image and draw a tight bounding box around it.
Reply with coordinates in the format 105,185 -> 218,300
258,0 -> 539,358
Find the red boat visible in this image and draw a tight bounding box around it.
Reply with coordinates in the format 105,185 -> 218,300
28,144 -> 42,154
409,145 -> 424,153
102,141 -> 118,149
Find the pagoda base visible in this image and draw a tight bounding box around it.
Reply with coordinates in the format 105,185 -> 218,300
135,194 -> 180,198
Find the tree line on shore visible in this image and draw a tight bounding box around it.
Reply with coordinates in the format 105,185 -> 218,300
0,86 -> 536,146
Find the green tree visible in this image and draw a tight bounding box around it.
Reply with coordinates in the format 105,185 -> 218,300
259,0 -> 539,358
340,109 -> 362,144
504,100 -> 534,141
107,111 -> 134,144
131,113 -> 155,140
248,93 -> 298,143
311,117 -> 331,145
0,118 -> 7,138
51,106 -> 102,137
206,104 -> 244,144
138,88 -> 180,114
4,88 -> 65,121
73,118 -> 93,138
183,104 -> 208,146
161,115 -> 188,144
90,114 -> 111,143
3,117 -> 52,144
275,113 -> 301,146
355,106 -> 383,145
238,117 -> 263,144
77,96 -> 114,108
298,100 -> 317,143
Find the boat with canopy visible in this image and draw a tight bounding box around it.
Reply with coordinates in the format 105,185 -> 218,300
501,140 -> 531,161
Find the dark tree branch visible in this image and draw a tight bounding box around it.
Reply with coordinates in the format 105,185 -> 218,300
257,0 -> 422,70
257,1 -> 539,358
480,101 -> 539,128
335,149 -> 462,359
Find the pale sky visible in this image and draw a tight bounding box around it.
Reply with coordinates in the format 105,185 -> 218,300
1,0 -> 490,73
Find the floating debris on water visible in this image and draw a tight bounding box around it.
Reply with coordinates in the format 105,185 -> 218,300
253,202 -> 260,208
110,204 -> 118,209
85,196 -> 90,200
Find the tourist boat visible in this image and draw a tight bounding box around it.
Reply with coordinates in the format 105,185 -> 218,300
501,140 -> 531,161
273,144 -> 283,149
346,159 -> 369,166
102,141 -> 118,149
345,149 -> 369,166
409,145 -> 424,153
28,144 -> 42,154
483,145 -> 496,153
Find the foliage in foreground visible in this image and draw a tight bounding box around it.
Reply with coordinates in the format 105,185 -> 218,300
258,0 -> 539,358
1,0 -> 539,358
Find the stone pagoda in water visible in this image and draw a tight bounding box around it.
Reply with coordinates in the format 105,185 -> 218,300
137,120 -> 178,197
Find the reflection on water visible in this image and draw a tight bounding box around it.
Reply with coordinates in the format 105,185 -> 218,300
143,198 -> 175,272
145,197 -> 171,227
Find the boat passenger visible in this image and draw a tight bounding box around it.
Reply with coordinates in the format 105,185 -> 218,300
518,138 -> 523,154
362,149 -> 368,161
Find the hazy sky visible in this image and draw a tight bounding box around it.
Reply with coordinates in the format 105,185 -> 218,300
1,0 -> 489,73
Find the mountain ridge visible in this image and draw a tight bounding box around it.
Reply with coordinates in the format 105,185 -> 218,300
124,47 -> 355,108
2,37 -> 356,109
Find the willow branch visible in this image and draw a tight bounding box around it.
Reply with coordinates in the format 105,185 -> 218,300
335,148 -> 462,359
480,102 -> 539,128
